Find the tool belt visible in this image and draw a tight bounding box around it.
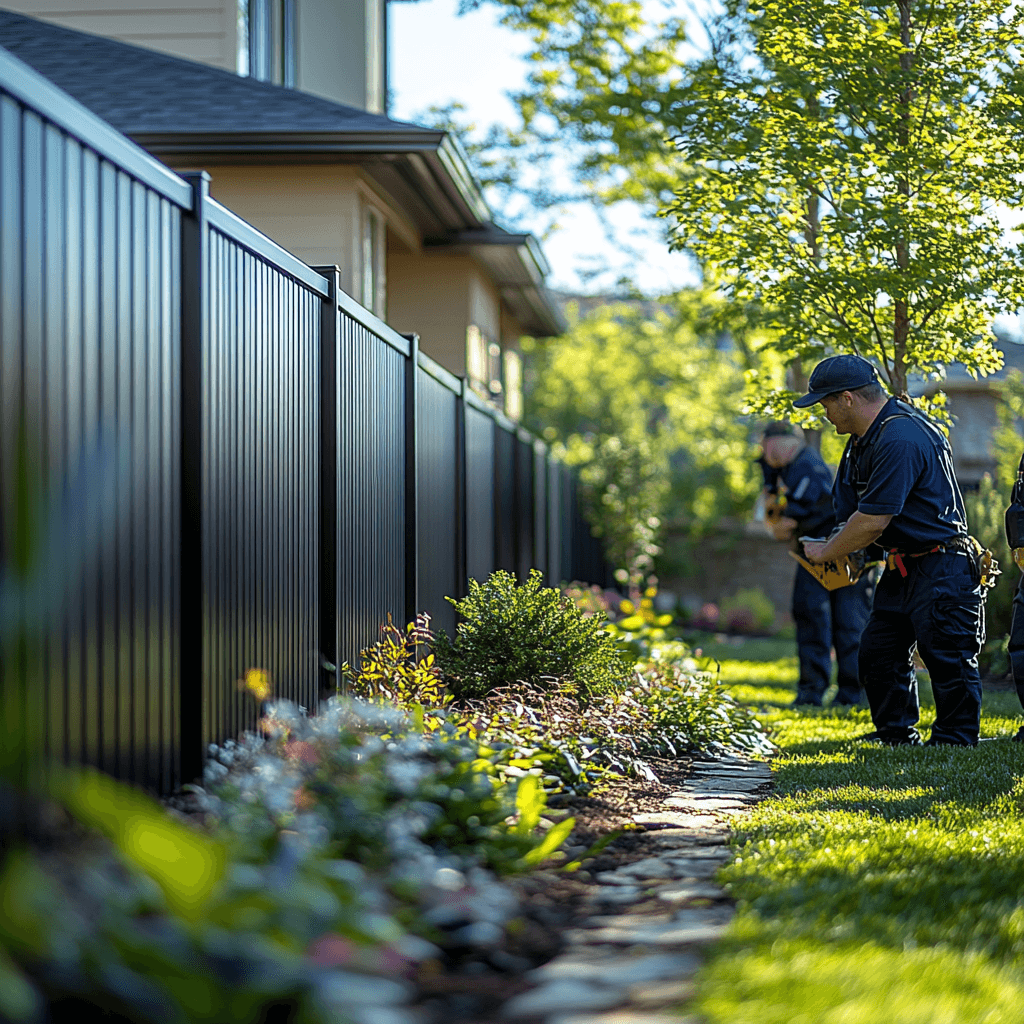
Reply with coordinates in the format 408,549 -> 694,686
884,536 -> 1000,592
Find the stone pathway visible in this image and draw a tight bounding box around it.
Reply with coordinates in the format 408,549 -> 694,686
498,753 -> 773,1023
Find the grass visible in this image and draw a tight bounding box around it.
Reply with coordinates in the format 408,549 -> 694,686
691,636 -> 1024,1024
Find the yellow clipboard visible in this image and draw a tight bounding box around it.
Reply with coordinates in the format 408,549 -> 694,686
788,550 -> 864,591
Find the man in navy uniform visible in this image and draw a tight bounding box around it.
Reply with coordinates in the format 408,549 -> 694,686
759,422 -> 873,706
796,354 -> 985,747
1006,451 -> 1024,742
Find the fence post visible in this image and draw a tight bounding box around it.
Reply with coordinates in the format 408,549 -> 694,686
456,377 -> 469,599
313,266 -> 340,697
533,438 -> 547,581
178,171 -> 209,786
404,333 -> 419,627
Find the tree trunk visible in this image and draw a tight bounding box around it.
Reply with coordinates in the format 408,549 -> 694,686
892,0 -> 913,400
789,358 -> 821,451
799,111 -> 823,451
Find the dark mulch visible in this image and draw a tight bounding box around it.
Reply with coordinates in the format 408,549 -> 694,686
10,756 -> 699,1024
417,755 -> 698,1023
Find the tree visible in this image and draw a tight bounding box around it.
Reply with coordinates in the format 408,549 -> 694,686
457,0 -> 689,212
523,290 -> 764,581
666,0 -> 1024,405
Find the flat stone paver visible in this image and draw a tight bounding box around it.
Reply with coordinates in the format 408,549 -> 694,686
499,752 -> 773,1023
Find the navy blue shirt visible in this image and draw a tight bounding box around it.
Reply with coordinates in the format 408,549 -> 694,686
833,397 -> 969,552
760,447 -> 836,537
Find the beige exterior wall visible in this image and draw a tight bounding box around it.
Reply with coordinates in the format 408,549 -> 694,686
387,253 -> 473,376
3,0 -> 239,70
296,0 -> 386,112
171,163 -> 413,319
386,253 -> 506,385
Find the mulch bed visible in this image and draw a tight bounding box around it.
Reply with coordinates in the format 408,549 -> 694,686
416,755 -> 697,1023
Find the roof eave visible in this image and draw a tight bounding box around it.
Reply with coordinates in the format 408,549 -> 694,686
131,128 -> 491,232
501,284 -> 567,339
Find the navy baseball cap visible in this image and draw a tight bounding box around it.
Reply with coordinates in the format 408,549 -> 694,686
762,421 -> 799,438
793,354 -> 879,408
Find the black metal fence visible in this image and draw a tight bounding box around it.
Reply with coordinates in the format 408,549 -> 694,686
0,44 -> 610,794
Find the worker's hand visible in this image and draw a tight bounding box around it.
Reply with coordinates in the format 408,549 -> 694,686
1014,547 -> 1024,571
771,516 -> 798,542
802,540 -> 828,563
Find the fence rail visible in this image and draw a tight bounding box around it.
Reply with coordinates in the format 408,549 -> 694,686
0,43 -> 610,794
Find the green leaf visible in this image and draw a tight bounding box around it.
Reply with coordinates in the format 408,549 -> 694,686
523,817 -> 576,865
48,766 -> 227,921
514,774 -> 545,836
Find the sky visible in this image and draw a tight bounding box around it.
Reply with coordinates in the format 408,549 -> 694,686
387,0 -> 705,295
387,0 -> 1024,336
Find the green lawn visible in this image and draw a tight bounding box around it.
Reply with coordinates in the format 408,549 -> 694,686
693,638 -> 1024,1024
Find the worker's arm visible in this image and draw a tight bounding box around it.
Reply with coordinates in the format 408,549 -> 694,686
802,511 -> 892,563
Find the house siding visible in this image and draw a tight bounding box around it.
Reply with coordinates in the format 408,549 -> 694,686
179,163 -> 362,295
296,0 -> 386,113
0,0 -> 239,71
387,253 -> 475,376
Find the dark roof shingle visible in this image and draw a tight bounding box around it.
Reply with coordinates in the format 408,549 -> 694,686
0,8 -> 432,137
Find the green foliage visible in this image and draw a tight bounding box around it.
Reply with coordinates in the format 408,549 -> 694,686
635,652 -> 773,757
523,293 -> 763,572
455,0 -> 689,217
695,662 -> 1024,1024
214,698 -> 575,879
436,570 -> 634,701
47,766 -> 227,922
667,0 -> 1023,400
0,776 -> 400,1023
993,369 -> 1024,489
345,613 -> 450,708
458,651 -> 772,788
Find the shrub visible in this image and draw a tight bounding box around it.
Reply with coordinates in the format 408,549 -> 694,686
211,698 -> 574,881
0,691 -> 587,1024
720,587 -> 776,635
457,649 -> 773,790
692,602 -> 721,632
436,570 -> 634,701
0,759 -> 410,1024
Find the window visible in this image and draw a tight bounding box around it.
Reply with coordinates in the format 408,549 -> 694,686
362,206 -> 386,318
488,342 -> 503,397
237,0 -> 295,86
467,326 -> 487,386
503,350 -> 523,422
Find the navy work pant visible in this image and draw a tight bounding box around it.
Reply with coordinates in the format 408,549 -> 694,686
1009,571 -> 1024,712
792,565 -> 874,705
859,551 -> 984,745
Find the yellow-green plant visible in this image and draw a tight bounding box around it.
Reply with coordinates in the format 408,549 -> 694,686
346,613 -> 451,708
607,585 -> 675,658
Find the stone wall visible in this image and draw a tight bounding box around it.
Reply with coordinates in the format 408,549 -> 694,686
658,527 -> 797,618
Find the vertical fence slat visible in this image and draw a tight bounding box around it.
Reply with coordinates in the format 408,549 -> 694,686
0,51 -> 603,797
416,365 -> 459,638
